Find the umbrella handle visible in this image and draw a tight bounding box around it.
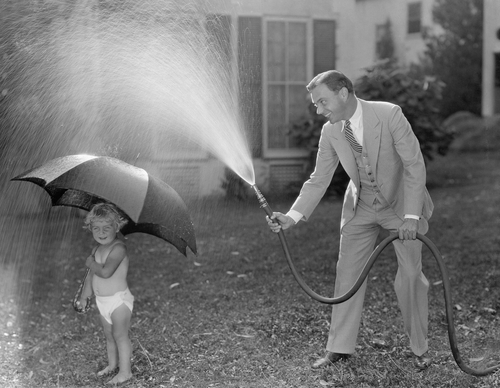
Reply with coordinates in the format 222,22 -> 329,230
72,268 -> 92,314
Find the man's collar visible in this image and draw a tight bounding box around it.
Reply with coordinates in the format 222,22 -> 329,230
348,98 -> 362,128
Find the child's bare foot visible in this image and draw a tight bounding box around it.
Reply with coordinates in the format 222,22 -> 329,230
97,366 -> 117,377
106,372 -> 132,385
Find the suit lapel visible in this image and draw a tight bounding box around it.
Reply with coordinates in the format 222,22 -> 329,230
328,122 -> 359,189
327,100 -> 382,190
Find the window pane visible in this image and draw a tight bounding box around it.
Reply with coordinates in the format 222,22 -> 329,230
288,22 -> 307,81
267,85 -> 287,148
289,85 -> 307,123
266,20 -> 311,150
267,21 -> 286,81
288,85 -> 308,147
408,2 -> 421,18
408,2 -> 421,34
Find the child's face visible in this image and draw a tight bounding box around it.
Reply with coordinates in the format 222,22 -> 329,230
90,218 -> 119,245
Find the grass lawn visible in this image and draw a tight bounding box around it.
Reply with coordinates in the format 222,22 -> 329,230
1,124 -> 500,387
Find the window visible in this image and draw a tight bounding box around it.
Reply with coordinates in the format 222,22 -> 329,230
495,53 -> 500,114
238,17 -> 335,156
375,20 -> 394,60
408,2 -> 422,34
265,20 -> 308,151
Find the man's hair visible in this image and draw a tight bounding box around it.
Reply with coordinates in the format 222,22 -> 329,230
306,70 -> 354,94
84,202 -> 128,231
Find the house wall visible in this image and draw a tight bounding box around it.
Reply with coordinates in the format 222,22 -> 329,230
245,0 -> 437,194
332,0 -> 436,80
211,0 -> 336,18
138,157 -> 228,200
152,0 -> 438,198
152,0 -> 341,198
220,0 -> 435,81
482,0 -> 500,116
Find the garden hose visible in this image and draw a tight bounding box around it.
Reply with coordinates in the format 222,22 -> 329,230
253,186 -> 500,377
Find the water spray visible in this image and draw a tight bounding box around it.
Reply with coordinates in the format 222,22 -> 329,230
251,184 -> 500,376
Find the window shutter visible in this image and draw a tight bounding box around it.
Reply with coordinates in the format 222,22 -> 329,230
238,17 -> 262,158
206,14 -> 232,72
313,20 -> 336,75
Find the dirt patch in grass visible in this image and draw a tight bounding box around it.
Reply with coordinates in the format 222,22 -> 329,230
1,129 -> 500,387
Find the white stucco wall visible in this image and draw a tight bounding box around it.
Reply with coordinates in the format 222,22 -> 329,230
209,0 -> 437,82
151,0 -> 442,198
332,0 -> 436,81
211,0 -> 336,18
482,0 -> 500,116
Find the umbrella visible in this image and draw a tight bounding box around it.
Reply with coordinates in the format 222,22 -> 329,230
11,154 -> 197,256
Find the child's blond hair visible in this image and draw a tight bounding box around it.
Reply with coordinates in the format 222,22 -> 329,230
84,203 -> 129,231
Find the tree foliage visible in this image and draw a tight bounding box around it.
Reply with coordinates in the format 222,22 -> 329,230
290,59 -> 453,164
287,59 -> 452,198
355,59 -> 453,161
288,101 -> 349,198
422,0 -> 483,117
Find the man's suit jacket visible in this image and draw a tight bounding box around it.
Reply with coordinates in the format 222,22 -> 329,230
291,98 -> 434,230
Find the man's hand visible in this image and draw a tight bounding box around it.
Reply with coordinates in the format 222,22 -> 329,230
266,212 -> 296,233
398,218 -> 419,240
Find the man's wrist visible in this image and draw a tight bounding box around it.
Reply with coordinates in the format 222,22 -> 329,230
404,214 -> 419,220
286,210 -> 303,224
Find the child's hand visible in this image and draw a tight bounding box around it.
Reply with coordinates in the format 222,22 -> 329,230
85,254 -> 95,269
75,297 -> 91,314
73,299 -> 84,313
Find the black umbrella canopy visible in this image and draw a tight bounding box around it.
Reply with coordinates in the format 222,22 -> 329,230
12,154 -> 197,256
120,174 -> 197,256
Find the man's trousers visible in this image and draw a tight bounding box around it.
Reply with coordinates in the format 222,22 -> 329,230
325,198 -> 429,356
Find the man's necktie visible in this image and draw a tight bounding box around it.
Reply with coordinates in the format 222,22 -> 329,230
344,119 -> 363,153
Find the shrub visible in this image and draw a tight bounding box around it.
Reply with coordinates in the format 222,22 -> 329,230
288,102 -> 328,150
288,59 -> 453,197
355,59 -> 453,161
221,167 -> 249,201
288,103 -> 349,198
421,0 -> 483,117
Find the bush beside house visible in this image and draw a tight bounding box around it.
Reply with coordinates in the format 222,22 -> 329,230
280,60 -> 455,200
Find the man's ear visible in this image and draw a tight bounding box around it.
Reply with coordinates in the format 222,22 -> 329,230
340,86 -> 349,100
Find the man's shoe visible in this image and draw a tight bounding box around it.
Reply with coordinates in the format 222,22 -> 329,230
414,352 -> 432,370
312,352 -> 350,369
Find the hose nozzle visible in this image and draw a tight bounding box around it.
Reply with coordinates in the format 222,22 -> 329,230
251,184 -> 273,218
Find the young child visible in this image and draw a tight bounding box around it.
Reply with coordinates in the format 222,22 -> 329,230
79,202 -> 134,385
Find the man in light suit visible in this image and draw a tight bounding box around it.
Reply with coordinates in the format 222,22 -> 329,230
267,70 -> 433,369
